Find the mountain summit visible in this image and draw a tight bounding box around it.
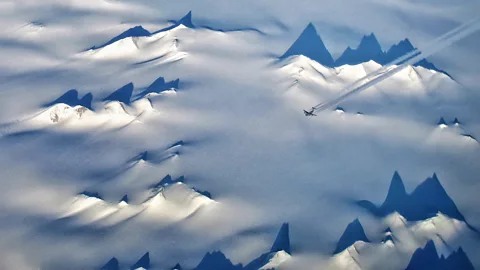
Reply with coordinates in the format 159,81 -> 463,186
281,23 -> 335,67
333,219 -> 370,254
283,26 -> 447,74
406,240 -> 474,270
178,11 -> 194,28
335,33 -> 385,66
335,36 -> 445,73
93,26 -> 151,50
383,38 -> 443,72
357,172 -> 466,221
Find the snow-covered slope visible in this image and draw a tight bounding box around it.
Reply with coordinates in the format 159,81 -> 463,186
59,175 -> 215,227
0,2 -> 479,270
79,25 -> 188,64
329,212 -> 476,270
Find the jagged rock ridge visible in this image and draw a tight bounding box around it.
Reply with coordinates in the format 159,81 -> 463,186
357,172 -> 466,222
406,240 -> 474,270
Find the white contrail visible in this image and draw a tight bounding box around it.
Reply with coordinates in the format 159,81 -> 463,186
309,16 -> 480,113
310,16 -> 480,111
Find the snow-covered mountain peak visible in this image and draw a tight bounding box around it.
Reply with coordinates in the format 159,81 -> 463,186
0,2 -> 478,269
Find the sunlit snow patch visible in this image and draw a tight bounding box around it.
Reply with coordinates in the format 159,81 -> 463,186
330,212 -> 473,270
35,103 -> 93,124
29,102 -> 136,128
62,192 -> 122,224
255,251 -> 291,270
79,25 -> 188,64
61,192 -> 144,226
143,181 -> 215,219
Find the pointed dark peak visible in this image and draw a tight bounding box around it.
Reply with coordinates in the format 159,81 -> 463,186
357,172 -> 469,223
79,93 -> 93,109
125,26 -> 150,37
335,106 -> 345,112
280,22 -> 335,67
438,117 -> 447,126
415,173 -> 445,195
454,247 -> 468,258
138,77 -> 180,98
178,11 -> 194,28
305,22 -> 316,31
383,171 -> 407,206
159,174 -> 175,186
128,151 -> 149,164
193,187 -> 212,198
448,252 -> 475,270
333,218 -> 369,254
414,59 -> 444,73
384,38 -> 446,73
359,32 -> 381,47
423,240 -> 439,255
388,38 -> 415,53
171,263 -> 182,270
194,251 -> 243,270
406,240 -> 441,270
150,175 -> 177,190
120,195 -> 129,204
139,151 -> 148,161
94,26 -> 150,50
149,76 -> 165,87
243,223 -> 292,270
400,38 -> 414,48
442,246 -> 475,270
335,32 -> 384,66
412,174 -> 465,221
270,222 -> 291,254
358,33 -> 383,54
171,79 -> 180,88
103,83 -> 134,105
384,227 -> 392,233
44,89 -> 93,110
100,257 -> 119,270
52,89 -> 79,103
79,191 -> 103,200
131,252 -> 150,270
384,38 -> 417,64
453,118 -> 461,125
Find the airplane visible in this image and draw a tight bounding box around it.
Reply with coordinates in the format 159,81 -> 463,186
303,107 -> 317,116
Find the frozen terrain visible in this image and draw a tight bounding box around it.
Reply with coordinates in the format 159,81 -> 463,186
0,0 -> 479,269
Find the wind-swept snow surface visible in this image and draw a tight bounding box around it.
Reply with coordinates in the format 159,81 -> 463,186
0,1 -> 479,270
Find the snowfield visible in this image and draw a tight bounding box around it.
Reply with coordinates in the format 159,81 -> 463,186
0,0 -> 479,269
